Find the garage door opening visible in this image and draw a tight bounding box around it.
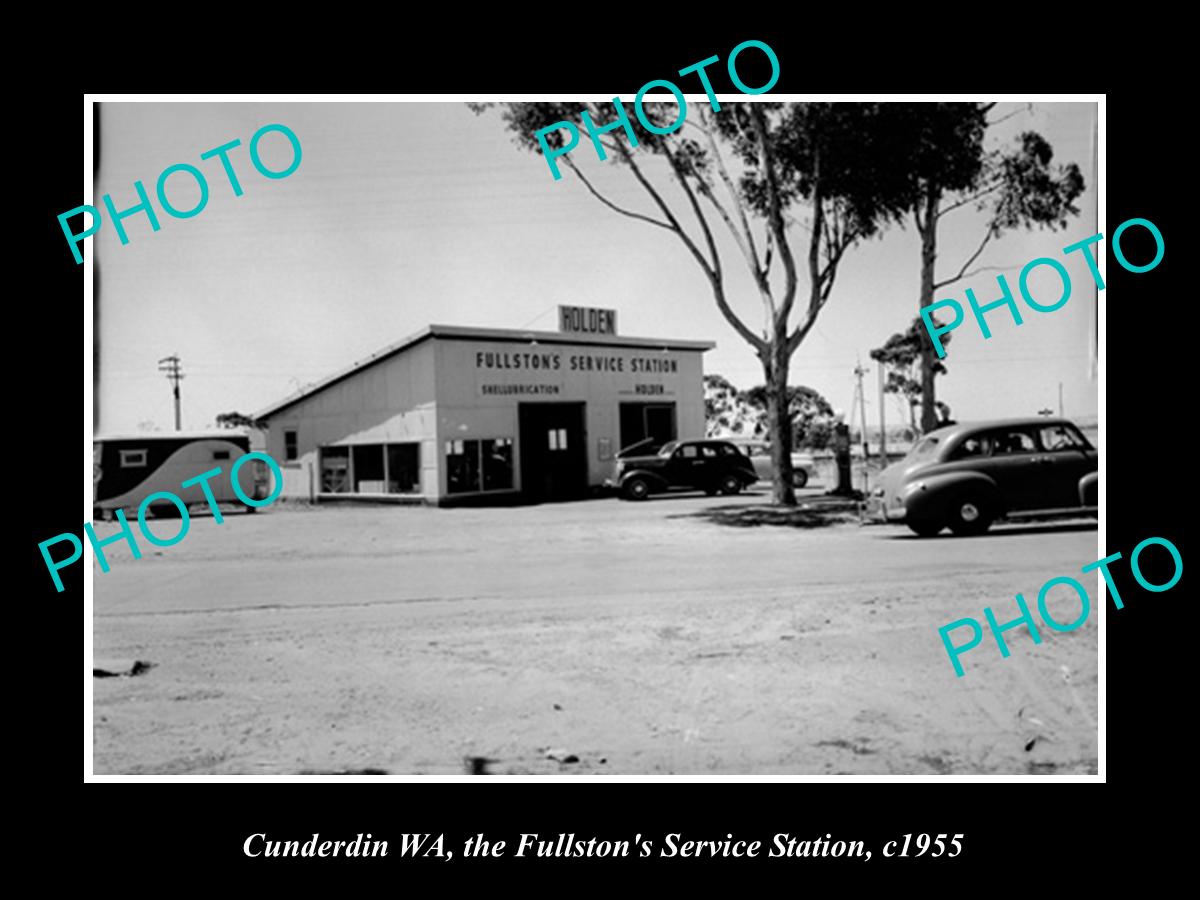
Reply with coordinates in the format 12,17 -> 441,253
620,402 -> 677,454
518,402 -> 588,502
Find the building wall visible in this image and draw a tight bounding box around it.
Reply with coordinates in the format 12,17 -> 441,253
264,340 -> 439,500
433,338 -> 708,495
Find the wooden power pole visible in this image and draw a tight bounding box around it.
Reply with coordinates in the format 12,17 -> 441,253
158,355 -> 184,431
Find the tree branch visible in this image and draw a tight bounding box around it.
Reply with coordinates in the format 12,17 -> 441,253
611,141 -> 712,276
749,106 -> 798,332
933,226 -> 997,290
953,263 -> 1015,282
563,157 -> 674,231
819,223 -> 855,299
787,192 -> 825,355
700,109 -> 764,278
670,144 -> 747,271
686,160 -> 776,338
986,103 -> 1031,127
661,141 -> 722,279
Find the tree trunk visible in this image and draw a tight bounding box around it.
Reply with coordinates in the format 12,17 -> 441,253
763,339 -> 797,506
918,188 -> 940,434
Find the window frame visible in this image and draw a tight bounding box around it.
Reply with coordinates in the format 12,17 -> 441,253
119,449 -> 148,468
948,434 -> 991,461
987,427 -> 1038,456
385,442 -> 422,495
1037,423 -> 1091,453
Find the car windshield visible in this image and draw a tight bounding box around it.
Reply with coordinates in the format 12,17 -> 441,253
657,441 -> 680,457
908,435 -> 941,461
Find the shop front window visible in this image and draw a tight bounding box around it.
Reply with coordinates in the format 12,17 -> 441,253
321,443 -> 421,494
351,445 -> 383,493
447,438 -> 514,494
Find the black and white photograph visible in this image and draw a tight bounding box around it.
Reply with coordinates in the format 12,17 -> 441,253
81,94 -> 1102,778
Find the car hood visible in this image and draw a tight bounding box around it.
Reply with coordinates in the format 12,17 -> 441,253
616,438 -> 657,458
619,454 -> 667,468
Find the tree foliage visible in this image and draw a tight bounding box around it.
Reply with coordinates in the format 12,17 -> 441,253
216,411 -> 259,429
704,374 -> 833,448
870,316 -> 951,427
704,374 -> 756,438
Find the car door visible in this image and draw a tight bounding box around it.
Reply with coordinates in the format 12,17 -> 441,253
981,426 -> 1053,512
699,443 -> 727,486
1036,423 -> 1097,507
667,443 -> 704,488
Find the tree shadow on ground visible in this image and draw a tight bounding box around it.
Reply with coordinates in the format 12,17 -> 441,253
670,503 -> 859,529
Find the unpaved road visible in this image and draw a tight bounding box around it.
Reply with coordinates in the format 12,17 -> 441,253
91,492 -> 1099,775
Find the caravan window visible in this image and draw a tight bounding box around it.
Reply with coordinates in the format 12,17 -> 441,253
119,449 -> 147,468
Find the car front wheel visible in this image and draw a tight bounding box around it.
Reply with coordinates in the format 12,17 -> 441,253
948,497 -> 993,536
792,469 -> 809,489
623,477 -> 651,501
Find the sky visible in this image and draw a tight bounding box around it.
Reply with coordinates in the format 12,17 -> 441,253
93,100 -> 1098,435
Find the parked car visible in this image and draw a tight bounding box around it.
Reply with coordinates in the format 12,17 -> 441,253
722,436 -> 817,488
867,418 -> 1097,537
607,439 -> 759,500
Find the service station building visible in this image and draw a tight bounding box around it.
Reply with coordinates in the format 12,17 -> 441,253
255,307 -> 713,504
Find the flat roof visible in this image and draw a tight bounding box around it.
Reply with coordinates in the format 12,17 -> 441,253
95,429 -> 251,442
256,323 -> 716,421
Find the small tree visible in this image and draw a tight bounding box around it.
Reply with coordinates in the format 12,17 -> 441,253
869,316 -> 952,431
473,101 -> 909,505
885,104 -> 1085,431
739,384 -> 834,447
216,411 -> 258,429
705,375 -> 832,445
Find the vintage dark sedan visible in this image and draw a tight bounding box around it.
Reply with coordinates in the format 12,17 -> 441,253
607,439 -> 759,500
867,417 -> 1098,536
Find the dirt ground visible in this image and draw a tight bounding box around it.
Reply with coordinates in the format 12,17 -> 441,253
91,492 -> 1099,775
